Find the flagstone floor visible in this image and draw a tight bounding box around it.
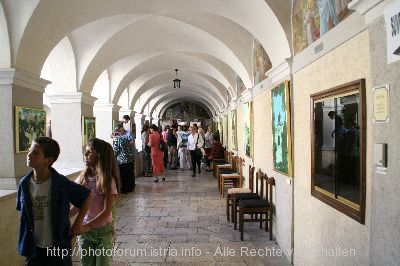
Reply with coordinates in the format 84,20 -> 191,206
74,167 -> 291,266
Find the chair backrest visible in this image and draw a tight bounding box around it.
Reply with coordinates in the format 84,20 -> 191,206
248,166 -> 255,192
227,152 -> 234,165
254,169 -> 263,195
236,157 -> 244,175
262,173 -> 275,203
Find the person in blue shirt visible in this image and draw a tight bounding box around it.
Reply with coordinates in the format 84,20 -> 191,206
16,137 -> 93,266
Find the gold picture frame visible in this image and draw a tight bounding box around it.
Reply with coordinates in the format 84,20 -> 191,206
271,81 -> 292,176
231,109 -> 237,150
244,101 -> 253,158
82,116 -> 96,146
15,106 -> 46,153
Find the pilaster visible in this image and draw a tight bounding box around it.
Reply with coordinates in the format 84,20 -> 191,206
135,113 -> 145,151
45,92 -> 97,169
94,103 -> 121,144
0,68 -> 49,188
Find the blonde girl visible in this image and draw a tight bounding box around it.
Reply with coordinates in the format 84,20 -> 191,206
70,138 -> 120,266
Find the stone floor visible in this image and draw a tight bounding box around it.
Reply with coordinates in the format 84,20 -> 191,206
74,167 -> 291,266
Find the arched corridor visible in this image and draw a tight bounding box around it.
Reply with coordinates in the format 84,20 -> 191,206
104,169 -> 290,265
1,0 -> 400,265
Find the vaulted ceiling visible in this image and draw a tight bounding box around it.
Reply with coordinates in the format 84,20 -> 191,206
1,0 -> 292,118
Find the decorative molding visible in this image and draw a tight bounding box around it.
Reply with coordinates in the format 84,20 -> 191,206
240,87 -> 253,103
93,102 -> 121,112
0,68 -> 50,93
45,92 -> 97,105
349,0 -> 387,24
229,100 -> 238,110
348,0 -> 384,15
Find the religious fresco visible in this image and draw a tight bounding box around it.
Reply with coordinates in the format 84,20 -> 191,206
236,75 -> 246,94
253,39 -> 272,86
293,0 -> 353,54
163,102 -> 210,122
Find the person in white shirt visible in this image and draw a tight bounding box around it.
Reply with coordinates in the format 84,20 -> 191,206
187,125 -> 204,177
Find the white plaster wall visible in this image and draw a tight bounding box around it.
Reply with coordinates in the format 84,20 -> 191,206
253,88 -> 293,262
293,30 -> 372,266
234,89 -> 293,262
368,17 -> 400,266
0,82 -> 15,179
0,193 -> 24,265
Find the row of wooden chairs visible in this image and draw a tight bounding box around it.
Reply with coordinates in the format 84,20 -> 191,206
213,152 -> 246,198
226,165 -> 275,241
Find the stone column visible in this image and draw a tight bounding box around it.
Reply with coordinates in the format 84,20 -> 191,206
93,103 -> 120,145
0,68 -> 50,189
152,117 -> 159,126
119,108 -> 132,130
135,113 -> 145,151
45,92 -> 97,170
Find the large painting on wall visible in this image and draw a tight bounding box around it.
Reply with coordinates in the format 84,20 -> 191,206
231,110 -> 237,150
271,81 -> 292,176
82,116 -> 96,146
236,75 -> 246,94
292,0 -> 353,54
15,106 -> 46,153
253,39 -> 272,86
244,101 -> 252,158
222,115 -> 228,148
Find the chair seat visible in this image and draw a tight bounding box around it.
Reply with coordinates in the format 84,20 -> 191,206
220,173 -> 240,178
232,193 -> 260,200
239,199 -> 270,208
218,164 -> 232,168
219,169 -> 235,174
228,188 -> 251,194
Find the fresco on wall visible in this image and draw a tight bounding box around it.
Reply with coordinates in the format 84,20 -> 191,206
253,39 -> 272,86
236,75 -> 246,94
163,102 -> 210,122
293,0 -> 353,54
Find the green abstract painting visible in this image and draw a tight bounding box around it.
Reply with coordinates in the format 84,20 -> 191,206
271,81 -> 292,176
244,101 -> 252,158
231,110 -> 237,150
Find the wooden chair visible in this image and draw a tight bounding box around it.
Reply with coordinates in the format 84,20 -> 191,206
216,153 -> 236,192
238,174 -> 275,241
219,157 -> 244,198
213,151 -> 233,179
212,150 -> 233,178
231,169 -> 263,229
226,165 -> 255,221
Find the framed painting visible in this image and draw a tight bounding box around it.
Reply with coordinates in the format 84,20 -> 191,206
222,115 -> 228,148
271,81 -> 292,176
244,101 -> 252,158
82,116 -> 96,146
236,75 -> 246,94
15,106 -> 46,153
231,109 -> 237,150
112,119 -> 120,131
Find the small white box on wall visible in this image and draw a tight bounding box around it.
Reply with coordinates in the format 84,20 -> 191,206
373,143 -> 387,167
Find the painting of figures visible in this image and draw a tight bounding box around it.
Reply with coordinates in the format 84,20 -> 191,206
15,106 -> 46,153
